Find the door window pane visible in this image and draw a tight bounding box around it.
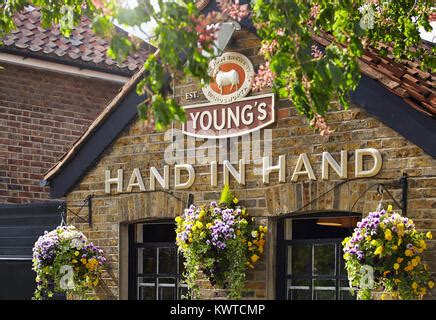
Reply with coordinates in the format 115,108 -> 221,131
287,279 -> 311,300
339,280 -> 355,300
313,244 -> 336,276
313,279 -> 336,300
158,277 -> 176,300
158,247 -> 177,274
137,247 -> 156,274
138,277 -> 156,300
287,244 -> 311,275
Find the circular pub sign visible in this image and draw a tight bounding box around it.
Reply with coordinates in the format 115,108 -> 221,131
202,52 -> 255,105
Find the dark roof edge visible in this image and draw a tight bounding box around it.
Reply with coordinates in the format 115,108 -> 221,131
351,74 -> 436,158
46,85 -> 143,198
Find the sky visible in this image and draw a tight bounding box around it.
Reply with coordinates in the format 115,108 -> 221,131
114,1 -> 435,44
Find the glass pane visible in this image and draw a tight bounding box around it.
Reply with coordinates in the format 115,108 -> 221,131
313,244 -> 336,276
340,280 -> 355,300
137,277 -> 156,300
158,277 -> 176,300
138,247 -> 156,274
284,219 -> 292,240
158,247 -> 177,274
178,254 -> 185,274
288,244 -> 311,275
339,247 -> 347,275
313,279 -> 336,300
287,279 -> 311,300
135,224 -> 144,243
179,284 -> 189,300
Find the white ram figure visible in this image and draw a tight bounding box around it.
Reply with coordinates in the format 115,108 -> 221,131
212,68 -> 240,94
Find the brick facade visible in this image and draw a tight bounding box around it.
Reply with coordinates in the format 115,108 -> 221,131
0,63 -> 122,203
63,30 -> 435,299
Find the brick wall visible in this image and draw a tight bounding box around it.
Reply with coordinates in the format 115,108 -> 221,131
0,62 -> 122,204
64,30 -> 436,300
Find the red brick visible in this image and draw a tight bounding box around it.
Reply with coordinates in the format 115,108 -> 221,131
0,62 -> 122,204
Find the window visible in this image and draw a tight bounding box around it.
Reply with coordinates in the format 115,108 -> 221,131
129,221 -> 187,300
276,213 -> 359,300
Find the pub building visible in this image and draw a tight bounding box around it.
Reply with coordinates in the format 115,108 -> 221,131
42,9 -> 435,300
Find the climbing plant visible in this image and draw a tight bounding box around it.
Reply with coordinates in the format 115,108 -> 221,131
1,1 -> 434,135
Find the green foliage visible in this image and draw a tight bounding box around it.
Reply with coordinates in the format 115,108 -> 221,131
342,205 -> 434,300
1,0 -> 434,132
219,184 -> 235,207
175,186 -> 267,299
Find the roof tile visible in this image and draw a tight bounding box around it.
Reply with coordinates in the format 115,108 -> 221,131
1,7 -> 151,75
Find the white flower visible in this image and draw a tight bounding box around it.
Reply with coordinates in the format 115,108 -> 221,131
359,4 -> 375,30
71,238 -> 84,249
251,230 -> 258,238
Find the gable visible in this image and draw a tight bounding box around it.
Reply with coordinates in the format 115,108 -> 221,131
43,24 -> 435,198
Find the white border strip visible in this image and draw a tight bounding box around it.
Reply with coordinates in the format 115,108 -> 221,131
0,52 -> 129,83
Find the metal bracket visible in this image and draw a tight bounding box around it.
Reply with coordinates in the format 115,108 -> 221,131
58,195 -> 93,227
377,173 -> 409,216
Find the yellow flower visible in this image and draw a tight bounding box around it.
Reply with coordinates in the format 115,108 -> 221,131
419,240 -> 427,250
428,281 -> 434,289
393,263 -> 400,270
81,258 -> 87,264
233,197 -> 239,204
206,223 -> 212,229
397,223 -> 405,237
387,204 -> 393,212
200,231 -> 206,238
405,249 -> 413,257
365,236 -> 372,241
251,254 -> 260,264
404,265 -> 413,272
411,259 -> 418,267
72,259 -> 78,264
74,251 -> 80,256
397,237 -> 402,246
379,222 -> 386,230
248,241 -> 252,247
396,257 -> 404,263
258,246 -> 264,254
236,230 -> 241,236
392,245 -> 398,251
175,216 -> 182,223
412,282 -> 418,290
93,279 -> 99,286
370,240 -> 379,247
426,231 -> 433,240
384,229 -> 392,241
374,246 -> 383,256
195,221 -> 203,229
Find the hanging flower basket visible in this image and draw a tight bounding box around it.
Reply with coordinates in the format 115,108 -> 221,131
342,205 -> 434,300
175,185 -> 267,299
32,225 -> 106,300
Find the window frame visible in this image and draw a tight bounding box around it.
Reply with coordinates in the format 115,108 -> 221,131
128,221 -> 187,300
276,212 -> 361,300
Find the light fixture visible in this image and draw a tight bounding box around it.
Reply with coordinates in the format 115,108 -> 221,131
316,217 -> 358,228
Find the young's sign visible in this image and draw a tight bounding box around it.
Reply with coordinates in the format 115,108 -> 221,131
182,93 -> 275,139
202,52 -> 255,104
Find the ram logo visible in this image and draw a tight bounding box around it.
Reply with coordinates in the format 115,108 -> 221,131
202,52 -> 255,104
212,68 -> 240,94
